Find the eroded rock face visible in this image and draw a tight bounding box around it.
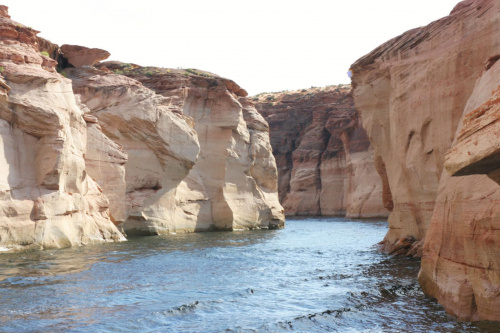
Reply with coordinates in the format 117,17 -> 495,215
254,86 -> 388,218
0,7 -> 125,250
92,63 -> 285,231
351,0 -> 500,321
419,57 -> 500,322
351,0 -> 500,255
0,5 -> 283,249
68,67 -> 201,235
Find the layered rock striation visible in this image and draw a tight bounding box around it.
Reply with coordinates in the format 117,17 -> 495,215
92,63 -> 285,232
0,6 -> 125,250
255,86 -> 388,218
419,54 -> 500,322
351,0 -> 500,321
351,0 -> 500,255
0,6 -> 283,250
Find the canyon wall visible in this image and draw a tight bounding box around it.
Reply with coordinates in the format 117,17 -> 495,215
255,86 -> 388,218
0,6 -> 283,251
0,6 -> 125,250
351,0 -> 500,320
419,54 -> 500,322
92,63 -> 285,233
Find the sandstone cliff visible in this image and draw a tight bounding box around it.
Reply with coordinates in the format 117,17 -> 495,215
351,0 -> 500,321
0,6 -> 283,250
419,53 -> 500,322
351,0 -> 500,255
91,63 -> 285,232
254,86 -> 388,218
0,6 -> 125,250
68,67 -> 201,235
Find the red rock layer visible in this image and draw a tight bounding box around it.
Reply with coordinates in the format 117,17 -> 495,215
60,44 -> 110,67
254,86 -> 388,218
419,56 -> 500,322
351,0 -> 500,321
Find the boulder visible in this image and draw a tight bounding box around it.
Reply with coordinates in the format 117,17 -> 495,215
60,44 -> 110,67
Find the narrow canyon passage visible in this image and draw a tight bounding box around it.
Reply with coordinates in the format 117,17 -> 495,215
1,218 -> 497,332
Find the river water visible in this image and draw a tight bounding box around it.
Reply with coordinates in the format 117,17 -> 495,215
0,218 -> 499,333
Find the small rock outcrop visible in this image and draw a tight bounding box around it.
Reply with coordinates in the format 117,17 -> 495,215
60,44 -> 110,67
254,86 -> 388,218
351,0 -> 500,321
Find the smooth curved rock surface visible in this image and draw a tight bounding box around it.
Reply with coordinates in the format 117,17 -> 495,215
351,0 -> 500,321
351,0 -> 500,255
255,86 -> 388,218
93,63 -> 285,231
0,7 -> 125,251
68,67 -> 201,235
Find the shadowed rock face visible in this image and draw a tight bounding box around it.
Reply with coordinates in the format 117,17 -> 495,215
351,0 -> 500,321
254,86 -> 388,218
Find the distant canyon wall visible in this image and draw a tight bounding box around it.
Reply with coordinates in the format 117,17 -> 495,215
255,86 -> 388,218
351,0 -> 500,321
0,6 -> 283,251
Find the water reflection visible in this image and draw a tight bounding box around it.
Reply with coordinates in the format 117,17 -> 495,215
0,229 -> 279,283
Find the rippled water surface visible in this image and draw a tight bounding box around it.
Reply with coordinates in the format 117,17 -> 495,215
1,218 -> 499,332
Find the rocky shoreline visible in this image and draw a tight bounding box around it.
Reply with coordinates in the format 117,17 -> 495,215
0,5 -> 283,251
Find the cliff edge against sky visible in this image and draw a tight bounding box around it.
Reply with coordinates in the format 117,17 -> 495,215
351,0 -> 500,321
0,6 -> 283,251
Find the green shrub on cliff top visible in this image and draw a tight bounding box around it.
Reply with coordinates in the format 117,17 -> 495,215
185,68 -> 212,78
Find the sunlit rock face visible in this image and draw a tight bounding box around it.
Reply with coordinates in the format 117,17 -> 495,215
93,63 -> 285,231
0,6 -> 124,251
351,0 -> 500,321
68,67 -> 201,235
254,86 -> 388,218
351,0 -> 500,255
0,5 -> 284,250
